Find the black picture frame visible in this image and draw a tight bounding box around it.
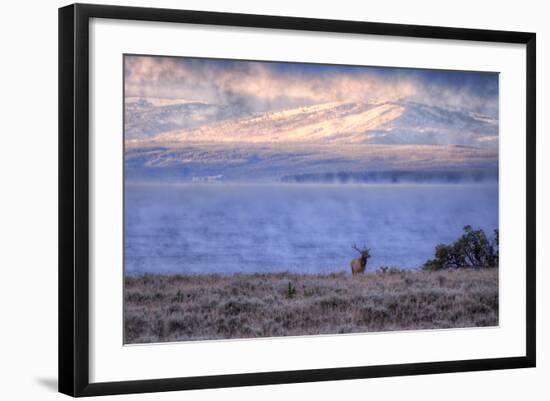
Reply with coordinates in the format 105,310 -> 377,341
59,3 -> 536,397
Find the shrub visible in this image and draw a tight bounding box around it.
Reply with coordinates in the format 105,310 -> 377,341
286,281 -> 296,299
423,226 -> 498,270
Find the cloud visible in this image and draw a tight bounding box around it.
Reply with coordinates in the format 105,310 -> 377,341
124,55 -> 417,107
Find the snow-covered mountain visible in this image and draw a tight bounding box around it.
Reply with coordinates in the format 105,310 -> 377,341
125,100 -> 498,182
128,102 -> 404,145
127,100 -> 497,147
125,97 -> 240,139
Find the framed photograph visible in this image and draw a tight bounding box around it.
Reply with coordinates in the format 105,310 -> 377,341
58,3 -> 536,397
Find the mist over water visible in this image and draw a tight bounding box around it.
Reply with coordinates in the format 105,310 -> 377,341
124,183 -> 498,275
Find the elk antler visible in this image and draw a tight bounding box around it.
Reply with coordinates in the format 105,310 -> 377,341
352,244 -> 362,253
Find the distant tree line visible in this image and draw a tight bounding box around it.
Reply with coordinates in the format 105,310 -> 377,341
423,225 -> 499,270
281,169 -> 498,184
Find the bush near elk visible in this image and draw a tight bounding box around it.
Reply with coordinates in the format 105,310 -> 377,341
423,226 -> 499,270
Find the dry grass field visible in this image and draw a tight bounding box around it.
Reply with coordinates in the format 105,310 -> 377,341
124,268 -> 498,344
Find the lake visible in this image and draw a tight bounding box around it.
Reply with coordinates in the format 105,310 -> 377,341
124,183 -> 498,275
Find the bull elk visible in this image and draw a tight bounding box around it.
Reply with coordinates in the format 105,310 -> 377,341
351,244 -> 371,275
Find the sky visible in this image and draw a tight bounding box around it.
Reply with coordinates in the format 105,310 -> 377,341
124,55 -> 498,111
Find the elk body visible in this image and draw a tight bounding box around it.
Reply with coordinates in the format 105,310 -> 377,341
350,245 -> 371,275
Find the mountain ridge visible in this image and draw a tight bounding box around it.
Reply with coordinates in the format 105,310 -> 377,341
125,99 -> 498,182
